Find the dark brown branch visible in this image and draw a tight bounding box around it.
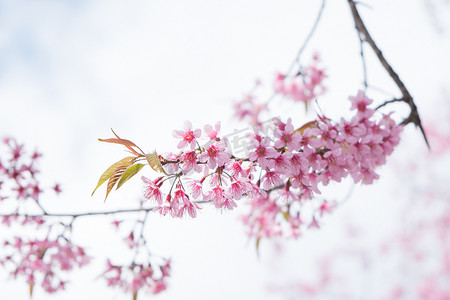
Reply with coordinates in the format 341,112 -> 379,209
375,98 -> 405,110
348,0 -> 430,148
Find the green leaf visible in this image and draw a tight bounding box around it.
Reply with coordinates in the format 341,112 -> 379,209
117,163 -> 145,190
105,165 -> 129,201
145,152 -> 167,175
92,156 -> 135,196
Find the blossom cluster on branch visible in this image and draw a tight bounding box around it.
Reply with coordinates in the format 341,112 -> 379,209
0,1 -> 430,298
104,258 -> 171,297
130,90 -> 402,242
273,53 -> 326,105
0,138 -> 89,294
2,237 -> 89,293
102,208 -> 171,298
233,54 -> 326,126
0,138 -> 170,298
267,108 -> 450,300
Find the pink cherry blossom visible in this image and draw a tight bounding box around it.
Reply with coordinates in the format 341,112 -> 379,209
198,140 -> 231,171
226,161 -> 247,178
204,122 -> 221,140
2,237 -> 90,294
125,232 -> 137,249
349,90 -> 374,117
173,184 -> 190,206
205,185 -> 235,210
103,259 -> 170,297
172,121 -> 201,150
186,178 -> 203,199
274,118 -> 302,151
248,137 -> 278,169
228,179 -> 250,200
29,183 -> 42,201
308,217 -> 320,229
318,201 -> 337,217
261,171 -> 283,190
181,151 -> 202,174
273,54 -> 326,105
142,176 -> 164,205
233,93 -> 267,125
53,183 -> 62,194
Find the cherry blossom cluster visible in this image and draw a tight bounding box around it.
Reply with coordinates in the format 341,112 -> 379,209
233,54 -> 326,126
233,88 -> 268,126
268,115 -> 450,300
103,207 -> 172,298
273,53 -> 326,105
142,90 -> 402,239
0,137 -> 61,206
103,258 -> 171,297
0,138 -> 91,294
0,137 -> 61,228
243,91 -> 402,238
0,137 -> 56,229
1,138 -> 172,297
0,137 -> 58,231
1,237 -> 89,293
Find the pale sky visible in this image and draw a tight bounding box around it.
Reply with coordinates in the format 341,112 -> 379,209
1,0 -> 449,299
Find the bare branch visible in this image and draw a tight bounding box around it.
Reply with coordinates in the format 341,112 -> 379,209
347,0 -> 430,148
375,98 -> 405,110
0,201 -> 209,219
285,0 -> 326,75
357,31 -> 368,91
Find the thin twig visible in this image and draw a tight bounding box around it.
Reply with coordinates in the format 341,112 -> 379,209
285,0 -> 326,75
267,0 -> 326,105
347,0 -> 430,148
0,207 -> 155,218
357,32 -> 368,91
375,98 -> 405,110
0,201 -> 209,219
366,84 -> 396,98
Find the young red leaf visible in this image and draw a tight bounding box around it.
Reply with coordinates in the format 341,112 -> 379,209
98,138 -> 143,156
116,163 -> 145,190
98,129 -> 145,156
92,156 -> 135,196
111,129 -> 145,156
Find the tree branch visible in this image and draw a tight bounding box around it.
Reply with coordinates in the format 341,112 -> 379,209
0,201 -> 209,219
347,0 -> 430,148
375,98 -> 405,110
286,0 -> 326,75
